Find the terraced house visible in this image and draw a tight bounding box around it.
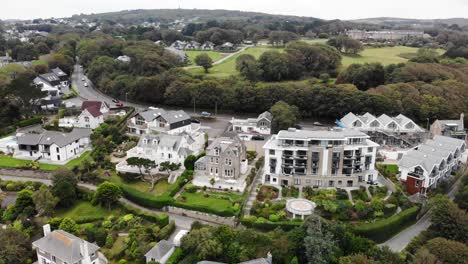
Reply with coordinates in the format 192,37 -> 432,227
398,135 -> 466,195
262,128 -> 379,188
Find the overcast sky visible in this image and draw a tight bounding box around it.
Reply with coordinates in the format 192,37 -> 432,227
1,0 -> 467,20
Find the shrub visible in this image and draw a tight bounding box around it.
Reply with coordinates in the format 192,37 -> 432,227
120,203 -> 169,227
167,247 -> 184,264
157,221 -> 176,240
240,217 -> 302,231
255,156 -> 264,170
17,116 -> 43,128
246,150 -> 257,162
353,206 -> 420,242
185,184 -> 197,193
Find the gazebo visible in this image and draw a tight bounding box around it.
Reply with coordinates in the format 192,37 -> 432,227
286,198 -> 316,219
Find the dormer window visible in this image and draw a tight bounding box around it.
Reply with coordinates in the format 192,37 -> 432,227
405,122 -> 414,129
352,120 -> 362,127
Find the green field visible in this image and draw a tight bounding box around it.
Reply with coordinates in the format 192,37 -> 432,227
342,46 -> 445,66
188,46 -> 284,77
185,50 -> 226,66
0,151 -> 91,171
178,191 -> 240,211
56,201 -> 122,219
187,44 -> 445,78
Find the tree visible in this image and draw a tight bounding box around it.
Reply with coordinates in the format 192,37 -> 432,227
339,254 -> 377,264
413,247 -> 442,264
195,53 -> 213,73
59,217 -> 78,234
12,189 -> 35,219
7,73 -> 46,118
126,157 -> 159,191
236,54 -> 262,82
424,237 -> 468,264
336,63 -> 385,91
32,185 -> 59,217
51,168 -> 78,207
270,101 -> 300,133
303,215 -> 336,264
455,185 -> 468,211
430,195 -> 468,244
184,155 -> 198,170
0,227 -> 31,264
94,181 -> 122,210
159,162 -> 181,178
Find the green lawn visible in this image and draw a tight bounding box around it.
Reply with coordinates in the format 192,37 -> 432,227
178,191 -> 237,211
185,50 -> 226,66
109,173 -> 177,196
0,151 -> 91,171
342,46 -> 445,67
188,46 -> 284,77
56,201 -> 121,219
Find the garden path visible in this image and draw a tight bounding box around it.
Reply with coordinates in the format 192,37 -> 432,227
242,166 -> 263,215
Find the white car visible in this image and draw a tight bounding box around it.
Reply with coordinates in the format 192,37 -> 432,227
81,78 -> 85,81
84,83 -> 88,87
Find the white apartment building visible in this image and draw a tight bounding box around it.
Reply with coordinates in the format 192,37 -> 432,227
33,224 -> 107,264
15,128 -> 91,163
398,136 -> 466,195
263,128 -> 379,188
340,112 -> 424,134
127,108 -> 194,136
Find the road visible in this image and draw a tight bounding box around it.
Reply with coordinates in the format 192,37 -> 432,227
0,175 -> 215,230
380,174 -> 463,251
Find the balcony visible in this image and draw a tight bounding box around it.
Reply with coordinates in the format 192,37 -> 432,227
408,171 -> 424,179
295,163 -> 307,168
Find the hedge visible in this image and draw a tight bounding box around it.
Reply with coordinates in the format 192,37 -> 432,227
167,248 -> 184,264
119,183 -> 174,209
171,200 -> 238,217
353,206 -> 420,243
240,217 -> 302,231
17,116 -> 43,128
120,203 -> 169,227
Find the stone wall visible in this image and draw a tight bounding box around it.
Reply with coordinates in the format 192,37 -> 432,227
165,206 -> 237,227
0,168 -> 52,179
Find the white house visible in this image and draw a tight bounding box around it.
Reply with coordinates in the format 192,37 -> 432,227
116,131 -> 205,174
230,111 -> 272,138
145,240 -> 175,264
262,128 -> 379,188
170,40 -> 187,50
200,41 -> 215,50
340,112 -> 424,133
60,101 -> 109,129
127,107 -> 195,136
15,128 -> 91,163
33,67 -> 69,108
185,41 -> 201,50
398,135 -> 466,195
33,224 -> 108,264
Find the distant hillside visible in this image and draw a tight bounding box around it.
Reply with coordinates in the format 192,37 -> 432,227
351,17 -> 468,27
70,8 -> 324,24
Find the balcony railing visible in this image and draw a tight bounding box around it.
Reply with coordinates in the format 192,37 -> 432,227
408,171 -> 424,178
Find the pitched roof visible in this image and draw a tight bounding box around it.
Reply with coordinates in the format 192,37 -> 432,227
17,128 -> 92,147
39,72 -> 60,83
145,240 -> 174,260
51,67 -> 67,77
32,230 -> 99,263
81,101 -> 106,111
137,108 -> 190,124
83,106 -> 103,118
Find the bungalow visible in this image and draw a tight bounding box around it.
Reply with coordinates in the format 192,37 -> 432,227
33,224 -> 108,264
15,128 -> 91,163
219,42 -> 235,51
127,107 -> 194,135
116,131 -> 205,174
145,240 -> 175,264
398,136 -> 466,195
231,111 -> 272,138
33,67 -> 69,108
185,41 -> 201,50
201,41 -> 215,50
170,40 -> 187,50
59,101 -> 110,129
430,113 -> 466,141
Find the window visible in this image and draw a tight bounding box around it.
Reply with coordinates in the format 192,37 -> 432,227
168,154 -> 172,159
56,147 -> 59,152
329,180 -> 334,187
57,155 -> 60,161
415,181 -> 419,187
84,116 -> 90,122
52,256 -> 56,262
367,147 -> 373,152
269,149 -> 275,155
294,178 -> 301,185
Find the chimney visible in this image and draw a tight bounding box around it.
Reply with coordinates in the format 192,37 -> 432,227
43,224 -> 51,237
267,251 -> 273,264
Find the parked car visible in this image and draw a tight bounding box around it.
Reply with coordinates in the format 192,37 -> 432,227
81,77 -> 85,81
191,118 -> 201,124
115,103 -> 124,107
201,111 -> 211,117
252,135 -> 265,141
84,83 -> 88,87
112,99 -> 120,103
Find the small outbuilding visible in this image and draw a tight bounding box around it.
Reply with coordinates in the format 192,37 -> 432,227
145,239 -> 175,264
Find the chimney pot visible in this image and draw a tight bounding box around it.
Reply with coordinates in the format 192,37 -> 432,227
43,224 -> 51,237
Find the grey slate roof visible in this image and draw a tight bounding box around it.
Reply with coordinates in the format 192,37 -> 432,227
437,119 -> 464,130
17,128 -> 91,147
145,239 -> 174,260
32,230 -> 99,263
39,72 -> 60,83
277,128 -> 368,140
137,108 -> 190,124
51,67 -> 67,77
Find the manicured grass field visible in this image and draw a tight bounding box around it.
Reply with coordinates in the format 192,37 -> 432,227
185,50 -> 226,65
56,201 -> 121,219
178,191 -> 238,211
188,46 -> 284,77
341,46 -> 445,66
0,151 -> 91,171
